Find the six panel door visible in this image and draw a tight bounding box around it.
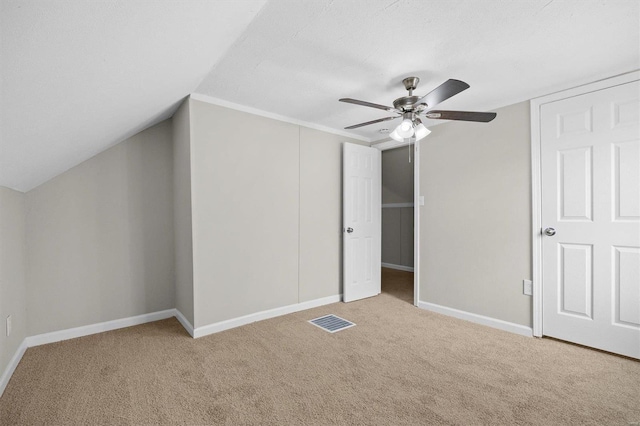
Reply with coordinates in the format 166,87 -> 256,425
541,80 -> 640,358
343,143 -> 381,302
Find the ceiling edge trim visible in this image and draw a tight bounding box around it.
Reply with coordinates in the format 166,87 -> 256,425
189,93 -> 371,142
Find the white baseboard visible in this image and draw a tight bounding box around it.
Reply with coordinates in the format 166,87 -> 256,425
25,309 -> 176,347
174,309 -> 195,337
1,309 -> 184,398
0,339 -> 28,398
194,294 -> 341,339
381,263 -> 414,272
1,296 -> 341,397
418,301 -> 533,337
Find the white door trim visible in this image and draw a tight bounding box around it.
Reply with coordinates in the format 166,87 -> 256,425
413,141 -> 420,307
529,70 -> 640,337
374,138 -> 420,307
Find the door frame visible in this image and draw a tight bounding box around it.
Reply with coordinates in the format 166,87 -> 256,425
372,138 -> 421,307
529,70 -> 640,337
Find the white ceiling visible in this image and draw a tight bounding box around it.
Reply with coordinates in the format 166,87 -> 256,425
196,0 -> 640,138
1,0 -> 638,191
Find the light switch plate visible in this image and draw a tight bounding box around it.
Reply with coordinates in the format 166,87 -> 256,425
523,280 -> 533,296
419,196 -> 425,206
6,315 -> 11,337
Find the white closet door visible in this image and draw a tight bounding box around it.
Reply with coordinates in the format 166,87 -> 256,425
541,80 -> 640,358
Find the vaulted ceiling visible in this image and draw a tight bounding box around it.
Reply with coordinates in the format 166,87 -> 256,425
2,0 -> 638,191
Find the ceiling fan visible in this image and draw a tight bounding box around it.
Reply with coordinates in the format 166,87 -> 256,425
339,77 -> 496,142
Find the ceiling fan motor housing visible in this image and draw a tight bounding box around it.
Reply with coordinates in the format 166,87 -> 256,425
393,95 -> 421,111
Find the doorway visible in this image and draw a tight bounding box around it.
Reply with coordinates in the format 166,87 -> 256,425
342,140 -> 420,306
380,143 -> 415,304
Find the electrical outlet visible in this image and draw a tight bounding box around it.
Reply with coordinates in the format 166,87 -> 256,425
6,315 -> 11,337
523,280 -> 533,296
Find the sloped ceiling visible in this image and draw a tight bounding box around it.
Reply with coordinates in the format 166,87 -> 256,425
0,0 -> 267,191
1,0 -> 638,192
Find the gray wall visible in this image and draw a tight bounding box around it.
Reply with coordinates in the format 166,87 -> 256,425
26,120 -> 175,335
382,147 -> 414,268
382,207 -> 414,267
172,100 -> 194,326
190,100 -> 299,328
189,99 -> 365,328
419,101 -> 532,327
0,95 -> 532,350
0,187 -> 27,376
382,146 -> 414,204
299,127 -> 355,302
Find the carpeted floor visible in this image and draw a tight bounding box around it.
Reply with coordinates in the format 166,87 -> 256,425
1,269 -> 639,425
381,266 -> 414,303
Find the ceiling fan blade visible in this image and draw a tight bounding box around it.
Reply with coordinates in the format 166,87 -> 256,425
339,98 -> 395,112
413,79 -> 470,108
344,116 -> 399,129
425,110 -> 497,123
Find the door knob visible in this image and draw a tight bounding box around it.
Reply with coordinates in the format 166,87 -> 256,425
544,227 -> 556,236
346,227 -> 354,233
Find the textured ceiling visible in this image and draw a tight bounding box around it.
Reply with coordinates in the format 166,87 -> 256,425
2,0 -> 638,191
0,0 -> 266,191
196,0 -> 639,140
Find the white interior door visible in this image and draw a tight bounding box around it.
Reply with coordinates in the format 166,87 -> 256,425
541,80 -> 640,358
343,142 -> 381,302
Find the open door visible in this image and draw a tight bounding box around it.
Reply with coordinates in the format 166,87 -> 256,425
343,142 -> 381,302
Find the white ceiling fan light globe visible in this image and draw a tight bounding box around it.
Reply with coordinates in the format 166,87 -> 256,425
389,128 -> 404,142
399,119 -> 413,132
414,123 -> 431,141
396,119 -> 415,138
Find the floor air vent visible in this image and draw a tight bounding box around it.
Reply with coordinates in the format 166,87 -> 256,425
308,315 -> 355,333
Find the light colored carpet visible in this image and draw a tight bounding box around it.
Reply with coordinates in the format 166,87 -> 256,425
381,266 -> 414,303
1,269 -> 639,425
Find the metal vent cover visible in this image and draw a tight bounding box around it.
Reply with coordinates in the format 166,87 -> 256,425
308,314 -> 355,333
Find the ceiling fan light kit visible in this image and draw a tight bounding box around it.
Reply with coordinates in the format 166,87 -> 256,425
388,118 -> 431,142
414,121 -> 430,140
339,76 -> 497,142
396,117 -> 415,138
389,128 -> 403,142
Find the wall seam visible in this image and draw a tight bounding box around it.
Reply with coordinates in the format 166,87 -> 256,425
23,192 -> 30,337
188,98 -> 197,328
297,126 -> 301,304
